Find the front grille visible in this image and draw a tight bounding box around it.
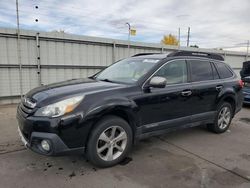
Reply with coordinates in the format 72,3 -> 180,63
20,103 -> 33,113
18,98 -> 36,117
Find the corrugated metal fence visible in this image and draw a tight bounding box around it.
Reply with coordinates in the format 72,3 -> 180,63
0,28 -> 249,104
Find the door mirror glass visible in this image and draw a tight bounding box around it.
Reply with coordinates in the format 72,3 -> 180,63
149,76 -> 167,88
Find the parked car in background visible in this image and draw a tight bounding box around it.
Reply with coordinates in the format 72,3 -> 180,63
17,51 -> 243,167
240,61 -> 250,104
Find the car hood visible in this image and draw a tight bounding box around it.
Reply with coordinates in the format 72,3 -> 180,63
25,78 -> 125,106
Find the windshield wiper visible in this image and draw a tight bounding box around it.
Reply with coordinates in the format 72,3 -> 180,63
98,78 -> 115,83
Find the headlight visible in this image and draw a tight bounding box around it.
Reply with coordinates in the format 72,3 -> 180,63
35,96 -> 84,117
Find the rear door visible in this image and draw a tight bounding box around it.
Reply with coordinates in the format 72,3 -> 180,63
214,61 -> 243,107
187,59 -> 221,122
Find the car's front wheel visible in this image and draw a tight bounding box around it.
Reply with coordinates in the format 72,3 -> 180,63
86,116 -> 132,167
207,102 -> 233,133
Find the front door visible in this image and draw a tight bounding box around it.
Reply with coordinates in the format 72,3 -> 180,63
135,59 -> 194,133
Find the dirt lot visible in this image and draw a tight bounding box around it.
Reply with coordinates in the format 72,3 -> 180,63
0,104 -> 250,188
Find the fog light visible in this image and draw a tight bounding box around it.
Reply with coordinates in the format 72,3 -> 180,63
41,140 -> 51,152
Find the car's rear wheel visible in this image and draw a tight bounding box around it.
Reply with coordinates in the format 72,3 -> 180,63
207,102 -> 233,133
86,116 -> 132,167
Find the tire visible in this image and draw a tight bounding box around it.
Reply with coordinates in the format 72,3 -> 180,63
86,115 -> 133,168
207,102 -> 233,133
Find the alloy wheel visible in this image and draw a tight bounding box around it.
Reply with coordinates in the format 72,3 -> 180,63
218,106 -> 231,129
96,126 -> 127,161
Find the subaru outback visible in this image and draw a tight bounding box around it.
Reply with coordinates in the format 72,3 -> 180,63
17,51 -> 243,167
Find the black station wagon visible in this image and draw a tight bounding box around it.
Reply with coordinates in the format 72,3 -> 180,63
17,51 -> 243,167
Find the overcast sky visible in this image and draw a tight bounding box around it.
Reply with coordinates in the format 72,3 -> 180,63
0,0 -> 249,51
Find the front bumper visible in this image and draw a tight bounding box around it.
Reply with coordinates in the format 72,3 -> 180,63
16,102 -> 89,156
17,126 -> 85,156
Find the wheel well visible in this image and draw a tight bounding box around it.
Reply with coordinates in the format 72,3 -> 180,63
103,109 -> 137,134
88,109 -> 137,143
223,96 -> 236,113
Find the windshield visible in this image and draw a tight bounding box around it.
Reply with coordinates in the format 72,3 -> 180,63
96,58 -> 160,84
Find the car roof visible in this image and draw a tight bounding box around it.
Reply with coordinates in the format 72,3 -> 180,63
132,51 -> 224,61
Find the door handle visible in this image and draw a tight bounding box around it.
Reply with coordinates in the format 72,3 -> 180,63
216,85 -> 223,91
181,90 -> 192,97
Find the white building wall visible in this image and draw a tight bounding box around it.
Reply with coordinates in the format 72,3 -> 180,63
0,28 -> 249,104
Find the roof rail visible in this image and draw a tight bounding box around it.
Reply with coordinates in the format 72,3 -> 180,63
167,51 -> 224,61
132,53 -> 163,57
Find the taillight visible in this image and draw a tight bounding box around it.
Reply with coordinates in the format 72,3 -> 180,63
239,80 -> 244,88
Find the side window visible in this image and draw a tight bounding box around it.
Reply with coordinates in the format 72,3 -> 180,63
154,60 -> 187,85
215,62 -> 233,79
189,60 -> 213,82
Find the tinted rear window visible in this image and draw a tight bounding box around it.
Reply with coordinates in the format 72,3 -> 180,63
211,62 -> 220,79
215,63 -> 233,79
189,60 -> 213,82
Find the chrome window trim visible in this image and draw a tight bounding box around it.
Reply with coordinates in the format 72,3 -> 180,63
142,58 -> 235,90
190,60 -> 235,84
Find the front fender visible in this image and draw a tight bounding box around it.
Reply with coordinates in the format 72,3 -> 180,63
83,97 -> 140,126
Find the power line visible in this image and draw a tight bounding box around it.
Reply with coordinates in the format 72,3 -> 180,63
0,5 -> 179,34
1,4 -> 246,41
0,8 -> 178,36
1,2 -> 249,50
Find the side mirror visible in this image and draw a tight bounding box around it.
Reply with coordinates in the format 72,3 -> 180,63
149,76 -> 166,88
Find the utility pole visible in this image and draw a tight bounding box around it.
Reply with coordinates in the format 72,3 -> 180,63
178,27 -> 180,49
246,40 -> 249,60
126,22 -> 131,57
187,27 -> 190,47
16,0 -> 23,98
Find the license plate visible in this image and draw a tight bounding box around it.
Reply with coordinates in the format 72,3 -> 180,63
18,127 -> 28,148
